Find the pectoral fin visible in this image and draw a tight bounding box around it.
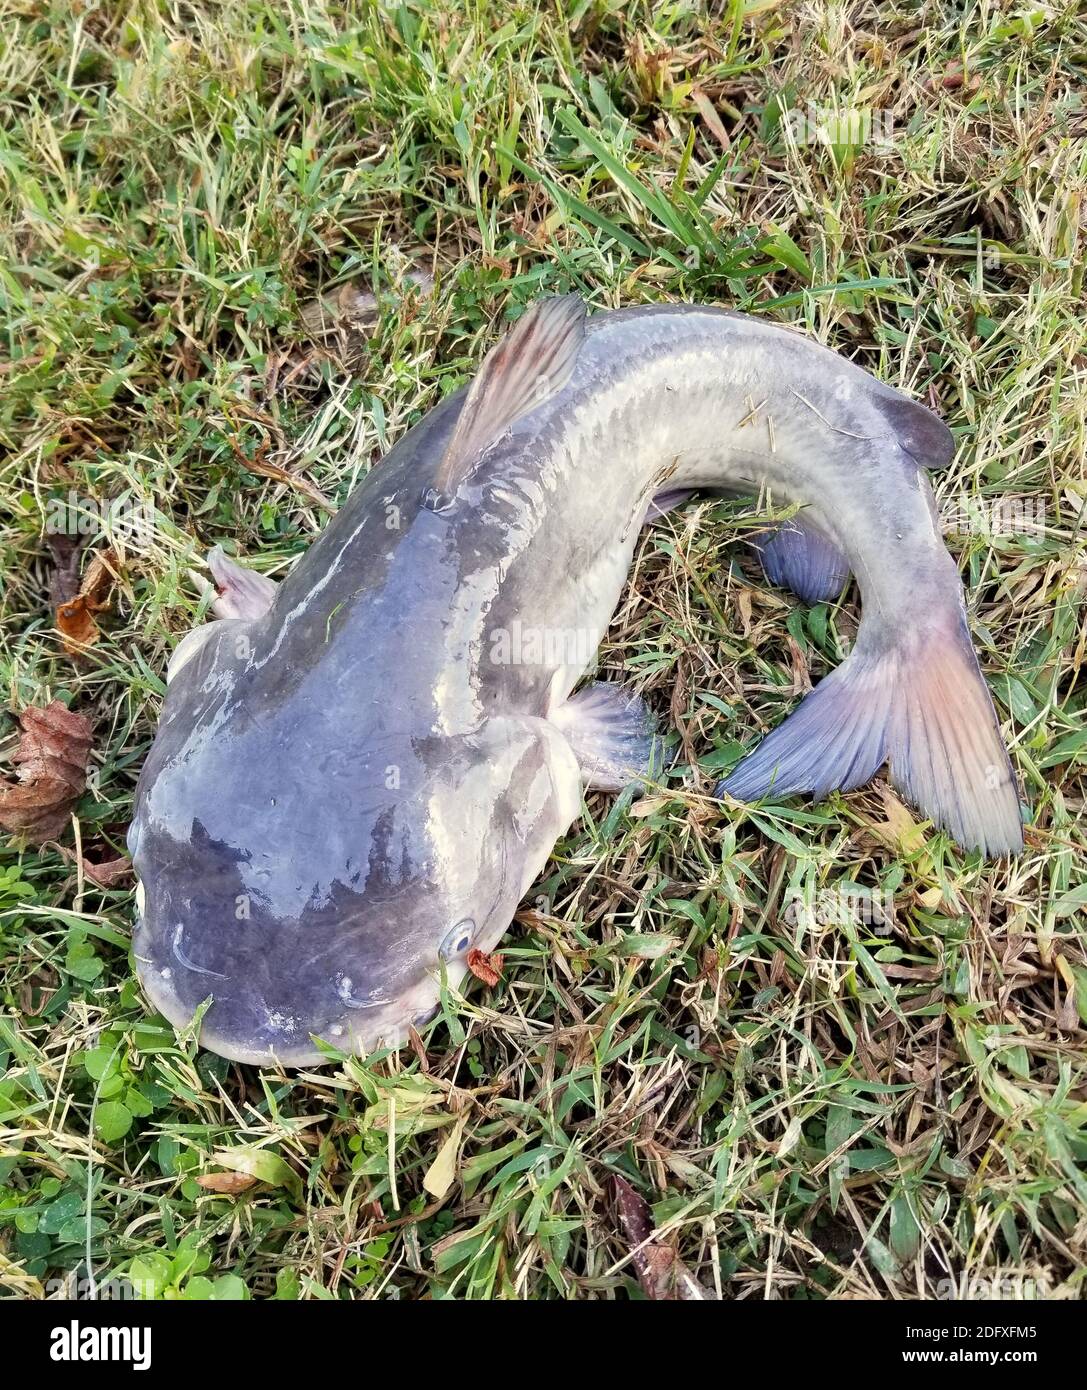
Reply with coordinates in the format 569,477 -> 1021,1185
550,683 -> 665,791
169,548 -> 277,683
207,546 -> 278,620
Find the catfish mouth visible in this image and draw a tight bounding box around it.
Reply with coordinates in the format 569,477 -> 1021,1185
135,940 -> 468,1067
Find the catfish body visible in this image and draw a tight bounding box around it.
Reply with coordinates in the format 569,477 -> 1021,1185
130,299 -> 1022,1065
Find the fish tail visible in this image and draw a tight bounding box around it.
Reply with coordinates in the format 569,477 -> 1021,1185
718,608 -> 1023,856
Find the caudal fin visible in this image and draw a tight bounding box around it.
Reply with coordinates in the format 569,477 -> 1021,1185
718,614 -> 1023,857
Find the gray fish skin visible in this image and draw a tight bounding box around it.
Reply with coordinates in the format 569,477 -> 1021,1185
130,301 -> 1022,1066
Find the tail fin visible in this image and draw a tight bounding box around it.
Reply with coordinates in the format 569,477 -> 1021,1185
718,614 -> 1023,857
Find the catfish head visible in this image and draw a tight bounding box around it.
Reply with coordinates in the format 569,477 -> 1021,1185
130,620 -> 581,1066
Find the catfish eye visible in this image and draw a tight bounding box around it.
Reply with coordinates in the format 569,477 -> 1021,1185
439,919 -> 475,961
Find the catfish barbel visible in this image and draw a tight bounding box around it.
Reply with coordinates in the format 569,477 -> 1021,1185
129,297 -> 1023,1065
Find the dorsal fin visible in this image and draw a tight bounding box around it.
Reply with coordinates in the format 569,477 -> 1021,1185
430,295 -> 587,501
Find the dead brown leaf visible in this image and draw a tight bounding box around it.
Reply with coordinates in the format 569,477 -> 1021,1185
0,701 -> 93,843
735,586 -> 753,635
194,1172 -> 258,1196
466,947 -> 504,987
691,85 -> 731,150
786,634 -> 811,694
82,855 -> 133,888
58,844 -> 133,887
56,548 -> 120,655
611,1175 -> 716,1300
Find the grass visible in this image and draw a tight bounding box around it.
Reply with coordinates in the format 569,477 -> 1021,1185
1,0 -> 1086,1301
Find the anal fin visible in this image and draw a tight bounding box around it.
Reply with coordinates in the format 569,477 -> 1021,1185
756,517 -> 850,604
551,683 -> 664,791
